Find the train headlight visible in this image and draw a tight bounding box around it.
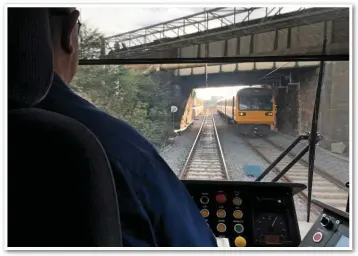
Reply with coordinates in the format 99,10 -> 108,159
238,112 -> 246,116
265,112 -> 273,116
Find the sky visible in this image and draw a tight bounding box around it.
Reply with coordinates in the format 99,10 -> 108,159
79,7 -> 203,37
78,7 -> 306,38
195,86 -> 248,101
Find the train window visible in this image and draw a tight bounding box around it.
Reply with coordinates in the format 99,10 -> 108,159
5,5 -> 351,249
71,6 -> 349,245
239,95 -> 273,111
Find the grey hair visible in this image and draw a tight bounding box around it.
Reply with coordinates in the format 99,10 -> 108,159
48,8 -> 76,49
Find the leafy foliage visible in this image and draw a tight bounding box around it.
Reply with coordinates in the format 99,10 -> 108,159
78,23 -> 104,60
71,24 -> 172,148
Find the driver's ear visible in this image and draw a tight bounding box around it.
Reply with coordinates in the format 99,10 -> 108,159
60,10 -> 80,54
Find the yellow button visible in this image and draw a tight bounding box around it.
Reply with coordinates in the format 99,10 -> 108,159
217,223 -> 226,233
233,197 -> 242,206
235,236 -> 247,247
233,210 -> 243,219
216,209 -> 226,218
200,209 -> 209,218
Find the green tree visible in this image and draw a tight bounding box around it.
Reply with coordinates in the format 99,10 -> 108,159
78,23 -> 103,60
71,24 -> 172,148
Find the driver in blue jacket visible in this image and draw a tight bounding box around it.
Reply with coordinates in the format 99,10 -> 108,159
37,7 -> 217,247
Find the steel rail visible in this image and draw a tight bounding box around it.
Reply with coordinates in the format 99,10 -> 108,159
211,111 -> 230,180
179,114 -> 207,179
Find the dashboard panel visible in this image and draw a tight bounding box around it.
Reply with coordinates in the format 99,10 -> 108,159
182,180 -> 306,247
299,199 -> 349,248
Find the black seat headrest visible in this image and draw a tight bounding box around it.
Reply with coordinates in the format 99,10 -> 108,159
8,7 -> 53,107
7,7 -> 123,247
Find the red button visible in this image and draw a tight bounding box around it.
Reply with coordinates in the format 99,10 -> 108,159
216,194 -> 227,203
313,232 -> 323,243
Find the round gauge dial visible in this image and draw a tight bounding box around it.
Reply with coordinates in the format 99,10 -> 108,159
254,213 -> 288,245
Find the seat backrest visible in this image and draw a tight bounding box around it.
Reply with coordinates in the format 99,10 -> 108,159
7,7 -> 123,247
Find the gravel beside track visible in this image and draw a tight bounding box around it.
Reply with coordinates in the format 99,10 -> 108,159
160,111 -> 322,222
213,113 -> 277,182
159,116 -> 204,176
214,112 -> 320,222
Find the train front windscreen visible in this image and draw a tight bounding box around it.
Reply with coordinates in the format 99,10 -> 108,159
73,62 -> 349,248
71,6 -> 349,248
238,93 -> 273,111
7,5 -> 350,249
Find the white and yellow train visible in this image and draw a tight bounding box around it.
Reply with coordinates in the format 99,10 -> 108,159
216,87 -> 277,136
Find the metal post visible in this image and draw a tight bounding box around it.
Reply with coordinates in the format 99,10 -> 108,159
345,182 -> 349,213
172,112 -> 175,131
224,99 -> 227,123
205,63 -> 208,87
232,96 -> 235,122
307,38 -> 327,222
255,134 -> 309,181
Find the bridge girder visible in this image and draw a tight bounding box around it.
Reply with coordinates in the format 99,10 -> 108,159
100,7 -> 348,59
175,66 -> 313,88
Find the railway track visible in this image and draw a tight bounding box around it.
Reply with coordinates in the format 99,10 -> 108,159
180,111 -> 348,222
243,136 -> 349,217
180,110 -> 229,181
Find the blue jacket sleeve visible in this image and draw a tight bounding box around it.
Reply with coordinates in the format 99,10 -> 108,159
37,76 -> 218,247
132,148 -> 218,247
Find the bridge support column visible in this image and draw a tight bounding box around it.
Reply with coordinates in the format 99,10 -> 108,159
275,84 -> 299,136
297,62 -> 349,155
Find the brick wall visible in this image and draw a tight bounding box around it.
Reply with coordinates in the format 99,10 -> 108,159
276,86 -> 299,136
298,68 -> 319,134
296,62 -> 349,155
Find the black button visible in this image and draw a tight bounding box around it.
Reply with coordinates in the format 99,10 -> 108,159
320,216 -> 333,229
